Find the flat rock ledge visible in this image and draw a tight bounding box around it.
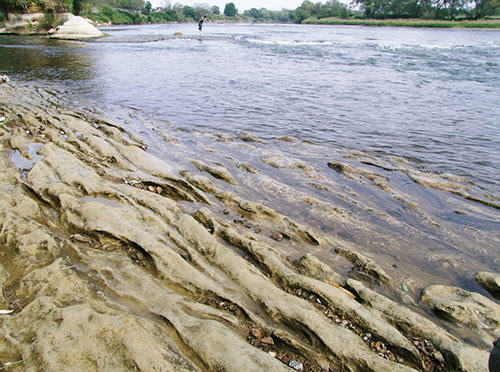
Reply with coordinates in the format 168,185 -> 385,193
0,83 -> 494,371
476,272 -> 500,299
49,15 -> 104,40
421,284 -> 500,346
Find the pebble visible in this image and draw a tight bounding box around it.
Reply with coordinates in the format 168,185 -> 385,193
288,360 -> 304,371
261,337 -> 274,345
271,231 -> 283,241
148,185 -> 156,192
251,328 -> 263,340
401,282 -> 409,293
70,234 -> 91,243
432,351 -> 445,364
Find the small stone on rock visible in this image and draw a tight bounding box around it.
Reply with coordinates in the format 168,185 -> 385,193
288,360 -> 304,371
432,351 -> 445,364
251,328 -> 263,340
261,337 -> 274,345
271,231 -> 283,241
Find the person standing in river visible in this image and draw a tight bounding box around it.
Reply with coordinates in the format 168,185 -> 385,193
198,16 -> 207,37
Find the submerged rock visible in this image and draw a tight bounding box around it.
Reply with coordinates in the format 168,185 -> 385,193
192,160 -> 237,185
336,246 -> 392,286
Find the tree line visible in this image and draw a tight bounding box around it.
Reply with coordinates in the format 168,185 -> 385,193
81,2 -> 295,25
1,0 -> 499,26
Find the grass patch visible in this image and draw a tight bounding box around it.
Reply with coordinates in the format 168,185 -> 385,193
303,17 -> 500,29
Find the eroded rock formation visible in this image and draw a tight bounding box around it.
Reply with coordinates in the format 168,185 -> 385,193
0,83 -> 497,371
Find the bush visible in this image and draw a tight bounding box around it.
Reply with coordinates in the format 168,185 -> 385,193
111,10 -> 133,24
40,12 -> 58,28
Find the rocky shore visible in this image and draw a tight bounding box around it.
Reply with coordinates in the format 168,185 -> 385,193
0,82 -> 498,371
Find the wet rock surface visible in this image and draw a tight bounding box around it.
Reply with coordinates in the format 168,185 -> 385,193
421,285 -> 500,332
476,272 -> 500,299
0,83 -> 498,371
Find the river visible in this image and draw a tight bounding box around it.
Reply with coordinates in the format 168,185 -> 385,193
1,23 -> 500,190
1,23 -> 499,295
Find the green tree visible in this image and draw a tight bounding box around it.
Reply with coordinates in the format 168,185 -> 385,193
117,0 -> 144,10
72,0 -> 82,14
471,0 -> 500,17
143,0 -> 151,15
247,7 -> 262,18
291,1 -> 314,22
193,4 -> 210,19
182,5 -> 195,19
223,2 -> 236,16
211,5 -> 220,14
100,5 -> 113,18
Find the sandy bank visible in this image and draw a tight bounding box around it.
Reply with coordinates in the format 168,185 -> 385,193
0,83 -> 497,371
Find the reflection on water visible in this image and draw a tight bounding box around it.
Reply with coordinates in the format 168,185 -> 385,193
0,36 -> 95,81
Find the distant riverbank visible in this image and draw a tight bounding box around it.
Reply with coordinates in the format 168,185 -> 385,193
3,12 -> 500,35
303,17 -> 500,28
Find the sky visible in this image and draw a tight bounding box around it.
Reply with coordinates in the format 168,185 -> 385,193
151,1 -> 319,11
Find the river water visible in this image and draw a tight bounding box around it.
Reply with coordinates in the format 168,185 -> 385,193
1,23 -> 500,190
0,24 -> 499,299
